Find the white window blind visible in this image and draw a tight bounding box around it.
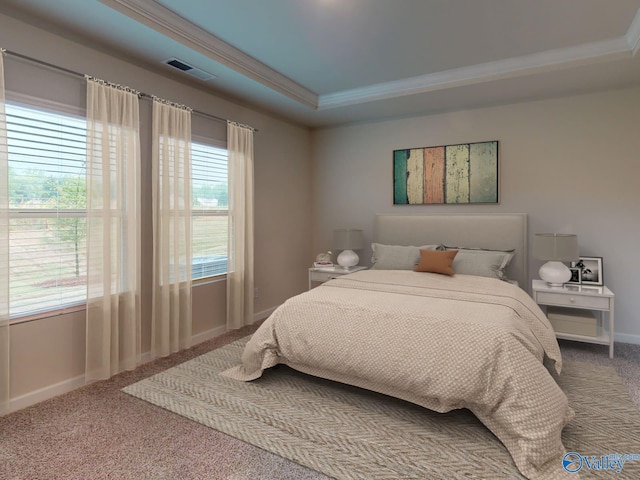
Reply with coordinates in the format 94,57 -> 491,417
6,102 -> 228,316
191,140 -> 228,280
7,102 -> 87,318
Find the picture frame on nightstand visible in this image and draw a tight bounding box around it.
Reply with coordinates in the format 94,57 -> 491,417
571,256 -> 603,286
567,267 -> 581,284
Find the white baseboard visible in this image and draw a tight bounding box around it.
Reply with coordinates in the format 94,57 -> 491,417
7,306 -> 281,415
9,374 -> 85,414
615,332 -> 640,345
255,306 -> 277,322
191,324 -> 227,346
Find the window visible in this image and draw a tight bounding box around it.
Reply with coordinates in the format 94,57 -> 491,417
191,140 -> 228,280
7,102 -> 87,318
6,103 -> 227,317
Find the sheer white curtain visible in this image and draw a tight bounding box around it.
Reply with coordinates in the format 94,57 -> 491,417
227,121 -> 254,330
85,77 -> 141,382
151,99 -> 192,357
0,50 -> 9,414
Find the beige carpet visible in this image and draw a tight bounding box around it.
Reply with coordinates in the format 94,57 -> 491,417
124,337 -> 640,480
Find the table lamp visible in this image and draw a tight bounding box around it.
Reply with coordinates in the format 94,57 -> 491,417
333,229 -> 364,268
532,233 -> 579,286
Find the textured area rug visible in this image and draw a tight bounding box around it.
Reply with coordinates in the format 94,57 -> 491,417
124,337 -> 640,479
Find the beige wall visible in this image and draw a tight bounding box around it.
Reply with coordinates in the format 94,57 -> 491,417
311,87 -> 640,343
1,13 -> 312,406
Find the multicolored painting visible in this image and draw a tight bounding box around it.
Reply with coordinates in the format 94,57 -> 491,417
393,140 -> 498,205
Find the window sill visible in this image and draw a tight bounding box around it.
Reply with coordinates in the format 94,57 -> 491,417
9,302 -> 87,326
193,273 -> 227,287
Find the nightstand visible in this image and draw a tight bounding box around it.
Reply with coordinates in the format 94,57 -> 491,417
308,265 -> 367,290
532,279 -> 615,358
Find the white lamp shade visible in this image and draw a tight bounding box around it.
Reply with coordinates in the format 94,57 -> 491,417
532,233 -> 578,262
333,229 -> 364,250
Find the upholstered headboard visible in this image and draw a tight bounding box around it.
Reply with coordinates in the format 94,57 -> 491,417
374,213 -> 528,288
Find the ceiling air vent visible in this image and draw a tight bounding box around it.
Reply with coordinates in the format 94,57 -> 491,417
163,57 -> 216,81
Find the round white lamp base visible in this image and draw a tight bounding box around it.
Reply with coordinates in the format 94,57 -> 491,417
539,261 -> 571,287
337,250 -> 359,268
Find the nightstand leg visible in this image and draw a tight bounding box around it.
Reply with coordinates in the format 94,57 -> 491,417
609,304 -> 614,359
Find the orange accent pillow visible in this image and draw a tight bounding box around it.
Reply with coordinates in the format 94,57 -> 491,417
415,249 -> 458,276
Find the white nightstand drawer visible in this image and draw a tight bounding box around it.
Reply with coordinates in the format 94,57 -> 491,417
308,266 -> 367,290
536,291 -> 610,310
309,271 -> 340,282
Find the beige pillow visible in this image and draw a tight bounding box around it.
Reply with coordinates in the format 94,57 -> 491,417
415,249 -> 458,276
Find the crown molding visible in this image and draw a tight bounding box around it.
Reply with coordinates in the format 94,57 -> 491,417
99,0 -> 319,109
625,7 -> 640,55
99,1 -> 640,112
318,36 -> 633,109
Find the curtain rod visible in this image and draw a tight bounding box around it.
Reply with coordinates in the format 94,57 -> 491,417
3,49 -> 257,132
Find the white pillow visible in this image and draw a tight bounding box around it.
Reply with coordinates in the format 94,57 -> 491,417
371,243 -> 438,270
450,249 -> 514,280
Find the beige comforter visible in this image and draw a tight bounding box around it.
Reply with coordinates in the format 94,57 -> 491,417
223,270 -> 575,479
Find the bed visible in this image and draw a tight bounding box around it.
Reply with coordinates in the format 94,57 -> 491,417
223,214 -> 574,480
